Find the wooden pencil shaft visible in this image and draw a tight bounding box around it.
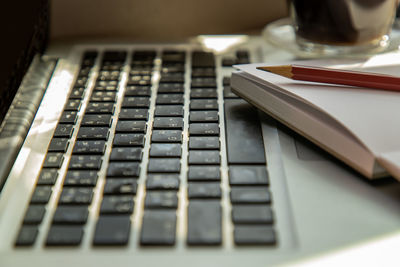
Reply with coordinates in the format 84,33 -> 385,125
258,64 -> 400,92
257,65 -> 293,78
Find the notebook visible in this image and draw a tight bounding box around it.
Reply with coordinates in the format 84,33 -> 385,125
231,55 -> 400,181
0,1 -> 399,267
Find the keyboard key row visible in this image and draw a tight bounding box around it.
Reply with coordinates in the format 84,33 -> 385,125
16,48 -> 277,248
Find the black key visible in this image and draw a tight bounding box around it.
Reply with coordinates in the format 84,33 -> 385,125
52,206 -> 88,224
230,187 -> 271,204
189,123 -> 219,136
189,111 -> 219,122
77,127 -> 109,140
224,99 -> 266,164
46,225 -> 83,246
95,80 -> 118,91
103,179 -> 137,195
78,67 -> 91,76
64,170 -> 98,186
157,83 -> 184,93
162,51 -> 185,63
107,162 -> 140,177
223,76 -> 231,86
191,68 -> 215,78
90,91 -> 116,102
82,51 -> 97,63
231,205 -> 273,224
43,153 -> 64,168
160,73 -> 184,83
113,133 -> 145,147
188,183 -> 221,199
151,130 -> 182,143
75,77 -> 88,87
125,86 -> 151,96
130,60 -> 149,69
119,108 -> 148,120
68,155 -> 102,170
132,50 -> 156,63
190,89 -> 217,99
149,143 -> 181,157
59,111 -> 78,124
187,200 -> 221,245
156,94 -> 184,105
234,225 -> 276,245
93,85 -> 118,92
160,65 -> 185,74
188,166 -> 220,181
37,169 -> 58,185
115,120 -> 147,133
191,78 -> 217,88
30,186 -> 52,204
229,166 -> 269,185
140,210 -> 176,246
236,58 -> 250,64
59,188 -> 93,205
153,117 -> 183,129
190,99 -> 218,110
130,66 -> 153,73
103,51 -> 127,62
85,102 -> 115,114
127,75 -> 151,86
73,140 -> 106,154
48,138 -> 69,152
192,51 -> 215,68
110,147 -> 142,161
23,205 -> 46,224
15,226 -> 38,246
144,191 -> 178,209
64,99 -> 81,111
160,61 -> 184,69
69,87 -> 85,99
148,159 -> 181,173
236,50 -> 250,59
97,70 -> 121,81
146,174 -> 180,190
223,86 -> 239,99
154,105 -> 183,117
222,57 -> 236,67
122,97 -> 150,108
188,151 -> 220,165
81,114 -> 112,127
93,215 -> 131,245
189,136 -> 220,149
101,63 -> 124,72
100,196 -> 134,214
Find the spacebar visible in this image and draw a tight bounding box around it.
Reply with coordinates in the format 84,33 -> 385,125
224,99 -> 266,164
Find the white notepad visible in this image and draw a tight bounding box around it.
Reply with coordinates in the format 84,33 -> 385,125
231,52 -> 400,181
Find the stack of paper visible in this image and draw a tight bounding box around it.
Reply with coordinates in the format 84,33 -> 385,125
231,53 -> 400,181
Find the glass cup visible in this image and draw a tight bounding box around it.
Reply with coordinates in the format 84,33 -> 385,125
288,0 -> 399,56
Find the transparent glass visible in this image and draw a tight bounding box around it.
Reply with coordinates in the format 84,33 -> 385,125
289,0 -> 398,56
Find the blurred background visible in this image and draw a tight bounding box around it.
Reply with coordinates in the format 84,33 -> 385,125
51,0 -> 288,41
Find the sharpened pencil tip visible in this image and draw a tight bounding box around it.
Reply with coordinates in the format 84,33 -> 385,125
256,66 -> 271,72
256,65 -> 293,79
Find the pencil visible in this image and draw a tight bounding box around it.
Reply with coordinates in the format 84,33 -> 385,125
256,65 -> 400,92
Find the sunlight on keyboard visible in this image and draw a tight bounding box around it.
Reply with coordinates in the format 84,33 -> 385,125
197,35 -> 249,53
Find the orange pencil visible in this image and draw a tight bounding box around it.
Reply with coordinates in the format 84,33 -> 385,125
256,65 -> 400,92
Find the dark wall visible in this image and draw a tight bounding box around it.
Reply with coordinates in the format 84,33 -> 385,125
0,0 -> 49,124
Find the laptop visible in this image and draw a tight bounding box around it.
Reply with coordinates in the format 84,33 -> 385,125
0,1 -> 399,266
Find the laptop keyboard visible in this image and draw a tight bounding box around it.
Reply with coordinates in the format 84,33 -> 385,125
14,47 -> 276,248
